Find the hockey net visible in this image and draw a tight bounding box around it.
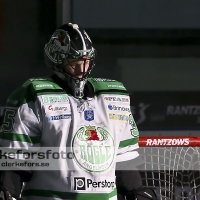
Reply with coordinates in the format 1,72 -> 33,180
138,136 -> 200,200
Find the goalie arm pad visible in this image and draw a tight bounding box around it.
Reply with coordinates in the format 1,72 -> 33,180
116,158 -> 157,200
0,171 -> 32,199
116,169 -> 157,200
116,169 -> 143,196
116,157 -> 143,193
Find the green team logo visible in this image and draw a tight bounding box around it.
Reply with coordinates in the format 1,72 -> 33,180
72,125 -> 115,172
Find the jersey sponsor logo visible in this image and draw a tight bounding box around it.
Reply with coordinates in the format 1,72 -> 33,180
72,125 -> 115,172
146,138 -> 190,146
74,177 -> 86,190
47,105 -> 68,112
108,113 -> 129,122
107,84 -> 125,89
92,78 -> 116,82
84,110 -> 94,121
74,177 -> 115,191
46,114 -> 71,121
104,96 -> 129,103
129,114 -> 139,137
42,95 -> 69,104
108,104 -> 130,112
35,84 -> 54,88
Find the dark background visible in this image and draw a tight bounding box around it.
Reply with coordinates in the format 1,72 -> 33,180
0,0 -> 200,135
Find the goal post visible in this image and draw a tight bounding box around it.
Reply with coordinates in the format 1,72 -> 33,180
138,136 -> 200,199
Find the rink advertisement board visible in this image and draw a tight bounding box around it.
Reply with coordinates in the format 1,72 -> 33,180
130,91 -> 200,130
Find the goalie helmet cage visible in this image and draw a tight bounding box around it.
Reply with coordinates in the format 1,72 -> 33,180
138,136 -> 200,200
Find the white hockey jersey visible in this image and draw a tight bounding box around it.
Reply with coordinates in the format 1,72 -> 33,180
0,76 -> 139,200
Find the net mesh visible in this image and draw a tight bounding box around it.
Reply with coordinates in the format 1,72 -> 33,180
138,146 -> 200,199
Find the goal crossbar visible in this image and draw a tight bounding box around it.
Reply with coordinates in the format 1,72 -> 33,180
139,136 -> 200,147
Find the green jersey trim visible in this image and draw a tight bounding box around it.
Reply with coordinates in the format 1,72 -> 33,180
0,132 -> 41,144
95,90 -> 129,96
36,90 -> 71,96
6,77 -> 128,107
6,77 -> 66,107
119,137 -> 139,148
88,78 -> 129,96
22,188 -> 117,199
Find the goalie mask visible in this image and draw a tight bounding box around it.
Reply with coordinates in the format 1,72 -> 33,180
44,23 -> 96,99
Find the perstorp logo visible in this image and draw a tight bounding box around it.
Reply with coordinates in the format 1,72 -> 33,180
146,138 -> 190,146
74,177 -> 115,190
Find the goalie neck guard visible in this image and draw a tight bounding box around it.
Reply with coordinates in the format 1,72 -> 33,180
44,23 -> 96,99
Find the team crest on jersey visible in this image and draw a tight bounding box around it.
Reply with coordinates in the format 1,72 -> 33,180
72,125 -> 115,172
84,110 -> 94,121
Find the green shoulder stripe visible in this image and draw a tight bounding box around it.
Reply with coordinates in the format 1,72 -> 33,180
88,78 -> 129,96
6,77 -> 65,107
31,78 -> 62,91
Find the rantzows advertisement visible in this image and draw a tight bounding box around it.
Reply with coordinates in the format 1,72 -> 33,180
130,91 -> 200,130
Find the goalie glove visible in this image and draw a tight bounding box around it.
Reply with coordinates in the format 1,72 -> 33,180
0,189 -> 12,200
